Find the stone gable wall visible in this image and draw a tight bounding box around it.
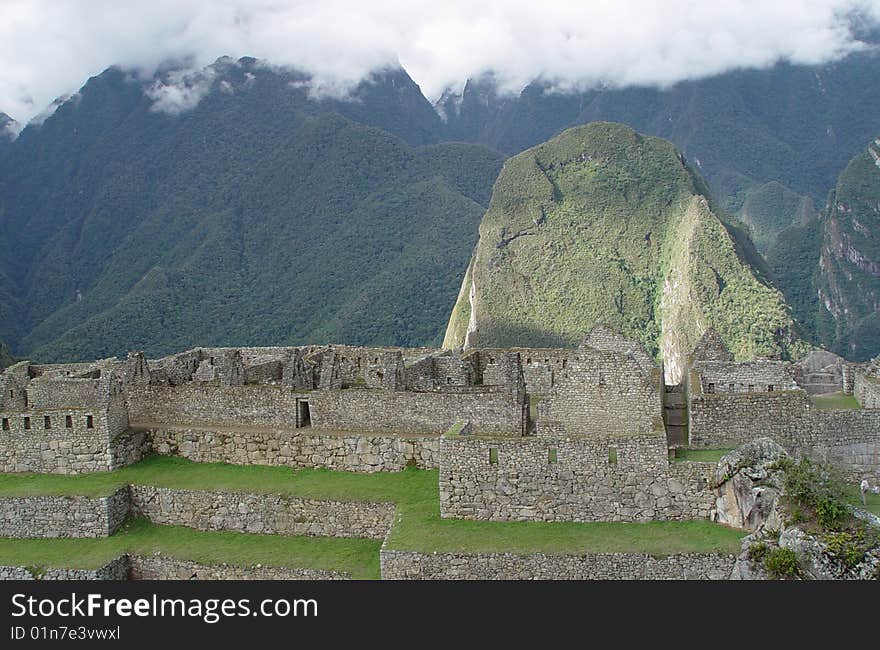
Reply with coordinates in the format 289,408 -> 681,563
536,351 -> 663,436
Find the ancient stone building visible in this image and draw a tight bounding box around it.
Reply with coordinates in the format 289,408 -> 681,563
1,325 -> 878,523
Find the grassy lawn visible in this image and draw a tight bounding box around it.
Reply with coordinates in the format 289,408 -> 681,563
844,484 -> 880,517
0,456 -> 746,574
0,518 -> 381,579
672,448 -> 732,463
810,392 -> 861,410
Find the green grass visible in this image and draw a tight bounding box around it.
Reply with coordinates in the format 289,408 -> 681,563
672,448 -> 732,463
845,484 -> 880,517
0,517 -> 381,579
0,456 -> 746,574
809,392 -> 861,411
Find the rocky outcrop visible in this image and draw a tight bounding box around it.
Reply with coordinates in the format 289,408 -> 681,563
716,438 -> 880,579
713,437 -> 788,531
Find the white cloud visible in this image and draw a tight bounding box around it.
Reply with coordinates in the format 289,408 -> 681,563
0,0 -> 878,124
145,68 -> 217,114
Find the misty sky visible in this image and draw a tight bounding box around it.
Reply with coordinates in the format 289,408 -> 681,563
2,0 -> 879,125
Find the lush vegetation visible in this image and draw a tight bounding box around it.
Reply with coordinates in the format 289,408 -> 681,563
0,456 -> 745,573
444,122 -> 807,370
2,50 -> 880,362
780,458 -> 880,569
440,52 -> 880,212
0,60 -> 504,362
768,146 -> 880,361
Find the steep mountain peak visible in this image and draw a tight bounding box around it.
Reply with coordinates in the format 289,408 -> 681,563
443,121 -> 807,381
0,111 -> 20,139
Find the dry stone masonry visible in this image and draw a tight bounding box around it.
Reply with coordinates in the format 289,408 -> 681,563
379,549 -> 735,580
1,325 -> 879,579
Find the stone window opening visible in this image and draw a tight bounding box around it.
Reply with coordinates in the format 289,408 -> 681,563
768,385 -> 774,392
608,447 -> 618,464
1,418 -> 8,431
488,357 -> 495,364
548,448 -> 558,464
562,359 -> 567,369
65,415 -> 73,428
707,383 -> 715,393
23,417 -> 30,430
748,384 -> 755,392
44,416 -> 51,429
728,383 -> 734,391
8,389 -> 12,398
526,357 -> 531,364
86,415 -> 94,429
297,400 -> 311,428
446,377 -> 452,385
489,448 -> 498,464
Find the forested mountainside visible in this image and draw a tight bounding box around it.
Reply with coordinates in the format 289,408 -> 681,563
438,49 -> 880,252
769,138 -> 880,361
0,59 -> 503,361
1,47 -> 879,363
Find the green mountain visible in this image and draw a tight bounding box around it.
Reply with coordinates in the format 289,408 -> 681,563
3,49 -> 880,363
439,50 -> 880,250
443,123 -> 807,381
770,138 -> 880,361
0,59 -> 503,361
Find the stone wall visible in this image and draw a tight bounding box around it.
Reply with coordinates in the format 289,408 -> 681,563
379,549 -> 734,580
0,421 -> 111,474
694,360 -> 797,393
308,387 -> 525,436
580,324 -> 656,376
0,555 -> 345,580
127,555 -> 347,580
477,348 -> 572,396
439,434 -> 715,522
147,426 -> 439,472
689,389 -> 880,480
0,487 -> 129,538
129,486 -> 393,539
536,350 -> 663,437
855,373 -> 880,409
127,384 -> 304,428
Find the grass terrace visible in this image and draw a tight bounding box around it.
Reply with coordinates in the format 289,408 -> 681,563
0,456 -> 746,576
809,392 -> 861,411
671,448 -> 732,463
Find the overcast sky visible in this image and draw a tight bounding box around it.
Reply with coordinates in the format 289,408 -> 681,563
1,0 -> 879,125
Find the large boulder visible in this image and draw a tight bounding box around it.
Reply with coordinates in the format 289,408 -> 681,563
714,437 -> 789,532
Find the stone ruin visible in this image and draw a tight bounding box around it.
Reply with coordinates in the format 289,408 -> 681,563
0,325 -> 878,527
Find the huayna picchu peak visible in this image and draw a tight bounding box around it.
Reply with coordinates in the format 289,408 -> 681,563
443,122 -> 808,382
